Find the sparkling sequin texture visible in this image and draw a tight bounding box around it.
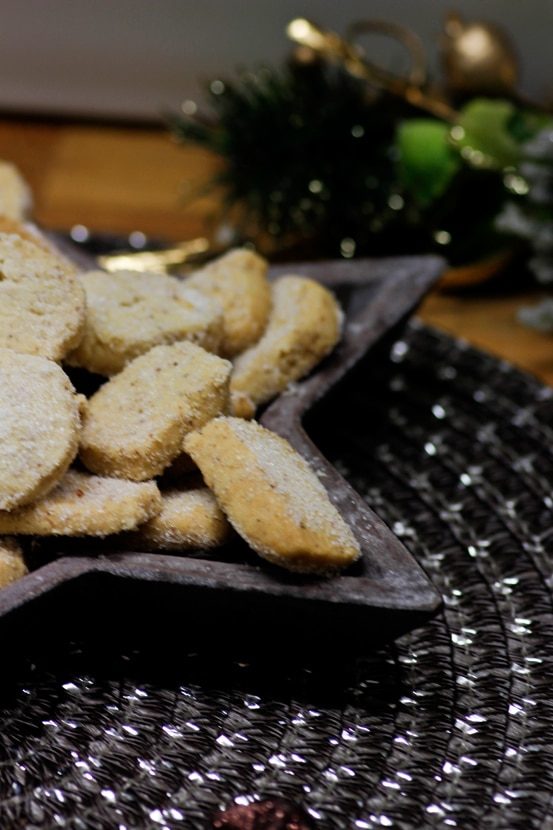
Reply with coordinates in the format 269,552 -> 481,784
2,321 -> 553,828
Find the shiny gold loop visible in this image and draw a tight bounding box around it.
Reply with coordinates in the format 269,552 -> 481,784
346,19 -> 428,88
286,18 -> 457,122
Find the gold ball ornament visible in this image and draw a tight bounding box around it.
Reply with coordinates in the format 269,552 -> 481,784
441,12 -> 518,97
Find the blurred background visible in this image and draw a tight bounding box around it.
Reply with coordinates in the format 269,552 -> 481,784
0,0 -> 553,384
0,0 -> 550,121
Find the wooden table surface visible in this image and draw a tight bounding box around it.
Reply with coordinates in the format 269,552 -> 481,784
3,117 -> 553,387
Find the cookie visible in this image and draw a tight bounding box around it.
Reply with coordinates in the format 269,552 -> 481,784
0,216 -> 50,250
125,484 -> 231,551
68,270 -> 223,376
0,216 -> 76,267
0,538 -> 28,587
229,389 -> 256,420
230,275 -> 342,411
80,342 -> 232,480
0,161 -> 32,220
0,349 -> 81,510
0,470 -> 162,536
184,417 -> 360,574
0,233 -> 85,361
186,249 -> 271,356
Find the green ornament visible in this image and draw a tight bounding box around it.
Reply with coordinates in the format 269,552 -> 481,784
397,119 -> 460,207
454,98 -> 520,169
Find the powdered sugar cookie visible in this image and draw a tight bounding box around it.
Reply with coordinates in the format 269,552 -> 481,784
230,275 -> 342,412
126,483 -> 231,551
229,389 -> 256,420
68,270 -> 223,376
0,215 -> 49,250
0,161 -> 32,220
186,249 -> 271,356
80,342 -> 232,480
0,537 -> 27,587
0,233 -> 85,361
184,417 -> 360,574
0,349 -> 81,510
0,470 -> 161,536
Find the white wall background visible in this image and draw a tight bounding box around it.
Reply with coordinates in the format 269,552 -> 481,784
0,0 -> 550,121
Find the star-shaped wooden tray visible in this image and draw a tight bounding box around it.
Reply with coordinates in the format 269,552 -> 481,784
0,252 -> 444,643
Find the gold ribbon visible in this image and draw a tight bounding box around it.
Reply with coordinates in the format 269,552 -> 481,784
287,17 -> 457,122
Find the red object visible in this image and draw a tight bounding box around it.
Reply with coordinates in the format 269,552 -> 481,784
211,798 -> 316,830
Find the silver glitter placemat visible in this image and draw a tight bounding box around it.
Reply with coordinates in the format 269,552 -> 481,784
2,320 -> 553,830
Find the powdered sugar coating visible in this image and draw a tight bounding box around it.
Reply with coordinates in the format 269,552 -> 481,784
185,249 -> 271,357
0,232 -> 85,361
68,270 -> 223,375
230,275 -> 342,411
126,484 -> 231,550
184,417 -> 360,574
0,349 -> 81,510
0,470 -> 161,537
80,341 -> 232,480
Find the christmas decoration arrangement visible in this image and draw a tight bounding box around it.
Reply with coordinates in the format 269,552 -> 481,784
169,12 -> 553,306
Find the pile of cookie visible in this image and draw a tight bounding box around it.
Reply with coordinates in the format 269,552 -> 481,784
0,163 -> 361,589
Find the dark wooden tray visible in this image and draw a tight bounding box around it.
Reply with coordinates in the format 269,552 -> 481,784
0,253 -> 444,643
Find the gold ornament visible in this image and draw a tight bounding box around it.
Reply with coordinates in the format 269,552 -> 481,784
441,12 -> 518,97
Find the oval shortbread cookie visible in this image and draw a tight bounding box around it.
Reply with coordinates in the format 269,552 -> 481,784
0,470 -> 162,537
0,161 -> 32,220
185,249 -> 271,357
0,537 -> 28,587
229,389 -> 256,420
68,270 -> 224,376
125,484 -> 231,551
0,215 -> 51,251
80,342 -> 232,480
230,275 -> 342,412
0,349 -> 81,510
0,233 -> 85,361
0,216 -> 76,266
184,417 -> 360,574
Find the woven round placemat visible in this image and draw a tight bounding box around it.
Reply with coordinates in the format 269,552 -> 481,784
2,320 -> 553,830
